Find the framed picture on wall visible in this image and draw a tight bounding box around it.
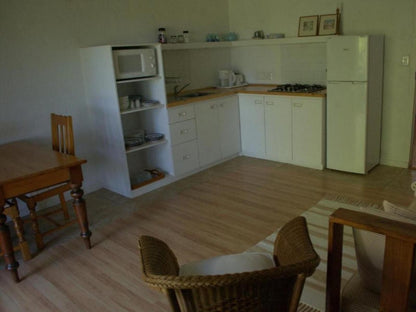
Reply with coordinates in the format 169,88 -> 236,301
298,15 -> 319,37
319,14 -> 339,35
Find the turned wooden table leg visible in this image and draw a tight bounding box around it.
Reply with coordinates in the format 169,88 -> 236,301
70,183 -> 91,249
26,198 -> 44,250
380,236 -> 414,312
0,211 -> 20,282
4,202 -> 31,261
326,220 -> 344,312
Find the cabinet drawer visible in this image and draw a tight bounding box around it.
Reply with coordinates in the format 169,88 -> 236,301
172,140 -> 199,176
168,104 -> 195,124
170,119 -> 197,145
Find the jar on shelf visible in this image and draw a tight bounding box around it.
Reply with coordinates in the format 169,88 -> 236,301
183,31 -> 190,43
158,28 -> 167,44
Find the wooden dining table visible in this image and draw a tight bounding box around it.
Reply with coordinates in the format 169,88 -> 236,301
0,140 -> 92,282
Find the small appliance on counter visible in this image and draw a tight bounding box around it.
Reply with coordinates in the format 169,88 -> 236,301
218,70 -> 247,88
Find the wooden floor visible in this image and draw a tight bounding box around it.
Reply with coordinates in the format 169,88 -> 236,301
0,156 -> 415,312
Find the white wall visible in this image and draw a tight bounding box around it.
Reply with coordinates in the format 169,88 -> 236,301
228,0 -> 416,168
0,0 -> 230,194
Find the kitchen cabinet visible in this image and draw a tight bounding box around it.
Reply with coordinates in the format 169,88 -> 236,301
239,94 -> 266,159
239,94 -> 325,169
195,96 -> 241,167
80,44 -> 173,198
264,95 -> 292,162
168,104 -> 199,176
291,97 -> 325,169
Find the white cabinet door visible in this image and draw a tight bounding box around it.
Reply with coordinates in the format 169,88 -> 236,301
264,95 -> 292,162
292,97 -> 325,169
239,95 -> 266,158
195,99 -> 222,167
218,96 -> 241,158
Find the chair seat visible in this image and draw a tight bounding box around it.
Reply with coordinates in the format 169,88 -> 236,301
179,252 -> 275,276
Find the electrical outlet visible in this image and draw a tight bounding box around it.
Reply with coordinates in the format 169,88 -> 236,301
401,56 -> 409,66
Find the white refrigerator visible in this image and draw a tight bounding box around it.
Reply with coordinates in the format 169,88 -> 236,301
326,35 -> 384,174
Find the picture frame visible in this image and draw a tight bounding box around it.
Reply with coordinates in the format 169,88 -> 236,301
298,15 -> 319,37
319,14 -> 339,35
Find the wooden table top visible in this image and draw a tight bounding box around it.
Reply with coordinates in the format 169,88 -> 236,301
0,141 -> 87,186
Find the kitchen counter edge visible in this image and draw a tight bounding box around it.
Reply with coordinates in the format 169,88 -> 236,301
167,84 -> 326,108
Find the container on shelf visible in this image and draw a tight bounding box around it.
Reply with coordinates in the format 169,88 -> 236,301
158,28 -> 167,43
183,31 -> 190,43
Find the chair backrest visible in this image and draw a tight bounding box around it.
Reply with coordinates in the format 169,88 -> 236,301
138,216 -> 320,312
51,113 -> 74,155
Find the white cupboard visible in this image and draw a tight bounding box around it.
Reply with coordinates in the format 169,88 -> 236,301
195,96 -> 241,167
292,97 -> 325,169
239,95 -> 266,159
168,104 -> 199,176
264,95 -> 292,163
239,94 -> 325,169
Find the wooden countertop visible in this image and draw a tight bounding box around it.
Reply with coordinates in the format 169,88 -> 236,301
167,84 -> 326,108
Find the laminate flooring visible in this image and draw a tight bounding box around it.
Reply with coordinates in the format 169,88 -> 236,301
0,156 -> 415,312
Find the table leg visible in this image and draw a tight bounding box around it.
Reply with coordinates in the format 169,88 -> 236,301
380,236 -> 414,312
0,212 -> 20,282
70,184 -> 91,249
326,221 -> 344,312
4,203 -> 31,261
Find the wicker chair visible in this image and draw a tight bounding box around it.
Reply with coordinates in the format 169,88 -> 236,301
138,216 -> 320,312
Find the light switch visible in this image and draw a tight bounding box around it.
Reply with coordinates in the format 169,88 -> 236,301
401,56 -> 409,66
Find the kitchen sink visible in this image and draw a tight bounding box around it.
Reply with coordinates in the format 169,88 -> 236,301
179,92 -> 213,98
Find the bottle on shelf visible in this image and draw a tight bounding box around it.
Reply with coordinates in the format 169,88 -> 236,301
158,28 -> 167,44
183,30 -> 190,43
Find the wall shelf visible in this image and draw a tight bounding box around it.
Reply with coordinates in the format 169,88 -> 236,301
116,75 -> 162,84
120,103 -> 164,115
161,36 -> 336,51
125,138 -> 168,154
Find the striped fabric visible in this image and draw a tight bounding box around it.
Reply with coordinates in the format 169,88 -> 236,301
246,196 -> 380,312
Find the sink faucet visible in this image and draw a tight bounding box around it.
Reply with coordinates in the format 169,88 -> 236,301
174,82 -> 191,96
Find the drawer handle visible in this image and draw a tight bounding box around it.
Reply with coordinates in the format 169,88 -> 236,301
265,101 -> 274,105
182,154 -> 191,160
293,103 -> 303,108
219,103 -> 224,108
180,129 -> 189,135
178,112 -> 187,117
254,100 -> 263,104
210,104 -> 216,109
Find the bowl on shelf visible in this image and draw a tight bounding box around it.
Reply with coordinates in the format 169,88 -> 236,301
145,133 -> 164,142
124,130 -> 145,147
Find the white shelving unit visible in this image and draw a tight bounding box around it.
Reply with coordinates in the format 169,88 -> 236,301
161,36 -> 336,51
80,44 -> 174,198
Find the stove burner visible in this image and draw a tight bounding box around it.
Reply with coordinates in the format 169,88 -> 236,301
269,84 -> 326,93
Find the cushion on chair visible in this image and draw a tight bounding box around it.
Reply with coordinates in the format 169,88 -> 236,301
179,252 -> 275,276
382,200 -> 416,221
353,204 -> 416,306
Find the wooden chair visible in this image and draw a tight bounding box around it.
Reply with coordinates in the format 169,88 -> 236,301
138,216 -> 320,312
19,113 -> 76,250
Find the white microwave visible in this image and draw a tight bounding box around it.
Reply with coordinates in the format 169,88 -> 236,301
112,48 -> 157,80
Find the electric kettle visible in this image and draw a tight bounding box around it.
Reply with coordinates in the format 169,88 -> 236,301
218,70 -> 236,87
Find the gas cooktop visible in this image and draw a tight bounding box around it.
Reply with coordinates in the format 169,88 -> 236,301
268,84 -> 326,93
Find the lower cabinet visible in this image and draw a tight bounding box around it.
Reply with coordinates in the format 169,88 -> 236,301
239,94 -> 325,169
168,104 -> 200,176
195,96 -> 241,167
291,97 -> 325,169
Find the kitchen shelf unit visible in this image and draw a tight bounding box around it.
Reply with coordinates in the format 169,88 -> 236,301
80,44 -> 174,198
161,36 -> 337,51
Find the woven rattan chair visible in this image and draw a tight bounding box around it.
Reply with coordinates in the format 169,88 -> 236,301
138,216 -> 320,312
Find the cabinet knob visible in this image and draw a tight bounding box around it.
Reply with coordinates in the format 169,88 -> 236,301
210,104 -> 216,109
180,129 -> 189,135
219,103 -> 224,108
178,111 -> 187,117
182,154 -> 191,160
